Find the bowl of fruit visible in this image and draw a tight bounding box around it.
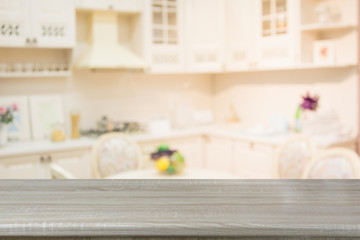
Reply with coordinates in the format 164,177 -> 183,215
151,144 -> 185,175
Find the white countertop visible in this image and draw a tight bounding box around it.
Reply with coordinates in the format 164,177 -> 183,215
0,125 -> 356,158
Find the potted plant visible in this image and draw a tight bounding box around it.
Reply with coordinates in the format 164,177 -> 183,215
0,104 -> 18,146
295,92 -> 319,132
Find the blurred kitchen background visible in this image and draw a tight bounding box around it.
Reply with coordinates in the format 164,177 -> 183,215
0,0 -> 359,179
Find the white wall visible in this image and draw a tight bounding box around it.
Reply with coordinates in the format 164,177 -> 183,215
0,72 -> 214,129
214,68 -> 358,135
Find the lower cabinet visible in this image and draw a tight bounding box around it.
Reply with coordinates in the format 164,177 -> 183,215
167,137 -> 204,169
0,148 -> 92,179
204,136 -> 235,174
50,149 -> 92,179
234,141 -> 275,179
0,136 -> 278,179
0,154 -> 48,179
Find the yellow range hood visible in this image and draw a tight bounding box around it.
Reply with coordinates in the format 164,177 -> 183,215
76,11 -> 145,70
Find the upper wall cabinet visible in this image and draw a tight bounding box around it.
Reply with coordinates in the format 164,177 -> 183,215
257,0 -> 299,69
31,0 -> 75,48
0,0 -> 30,47
75,0 -> 144,13
184,0 -> 225,73
145,0 -> 185,73
225,0 -> 258,71
0,0 -> 75,48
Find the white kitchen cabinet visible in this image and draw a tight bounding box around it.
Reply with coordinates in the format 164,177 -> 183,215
75,0 -> 143,13
256,0 -> 299,69
30,0 -> 75,48
167,137 -> 204,169
225,0 -> 258,71
204,136 -> 235,174
0,154 -> 48,179
234,141 -> 275,179
0,148 -> 92,179
0,0 -> 30,47
0,0 -> 75,48
184,0 -> 225,73
49,149 -> 92,179
145,0 -> 185,73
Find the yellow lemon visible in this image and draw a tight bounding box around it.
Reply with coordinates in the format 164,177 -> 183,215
155,157 -> 170,172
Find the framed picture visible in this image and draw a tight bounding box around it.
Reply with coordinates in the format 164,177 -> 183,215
0,96 -> 31,141
29,95 -> 65,140
313,40 -> 335,65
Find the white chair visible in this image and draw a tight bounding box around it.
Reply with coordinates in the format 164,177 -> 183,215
91,133 -> 142,179
302,148 -> 360,179
273,135 -> 314,179
49,164 -> 75,179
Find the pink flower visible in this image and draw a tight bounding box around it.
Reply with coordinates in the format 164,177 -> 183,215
0,107 -> 5,115
12,103 -> 18,111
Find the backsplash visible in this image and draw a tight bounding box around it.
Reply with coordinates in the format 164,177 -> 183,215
0,71 -> 214,130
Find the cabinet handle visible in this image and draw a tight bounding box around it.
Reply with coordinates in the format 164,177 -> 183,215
47,155 -> 52,164
26,38 -> 30,44
40,156 -> 46,164
33,38 -> 37,44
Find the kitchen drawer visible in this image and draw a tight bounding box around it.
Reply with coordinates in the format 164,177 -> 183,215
0,154 -> 48,179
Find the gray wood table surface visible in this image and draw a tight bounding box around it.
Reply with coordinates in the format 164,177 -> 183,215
0,180 -> 360,240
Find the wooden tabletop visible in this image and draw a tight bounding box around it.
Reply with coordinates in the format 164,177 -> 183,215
0,180 -> 360,239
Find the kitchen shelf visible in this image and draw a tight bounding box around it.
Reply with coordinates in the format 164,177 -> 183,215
297,63 -> 357,70
221,63 -> 357,74
0,71 -> 72,78
301,23 -> 357,33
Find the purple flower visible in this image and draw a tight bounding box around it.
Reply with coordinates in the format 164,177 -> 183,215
301,92 -> 319,111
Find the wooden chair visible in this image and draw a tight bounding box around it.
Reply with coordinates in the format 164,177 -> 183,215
49,164 -> 75,179
91,133 -> 142,179
302,148 -> 360,179
273,135 -> 315,179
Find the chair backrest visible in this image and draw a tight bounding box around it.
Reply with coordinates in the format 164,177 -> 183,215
91,133 -> 142,179
274,135 -> 314,179
49,164 -> 75,179
302,148 -> 360,179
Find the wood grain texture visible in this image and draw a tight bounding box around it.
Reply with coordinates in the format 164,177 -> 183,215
0,180 -> 360,238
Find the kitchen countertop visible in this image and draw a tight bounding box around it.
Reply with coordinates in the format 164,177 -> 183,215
0,125 -> 355,158
0,180 -> 360,239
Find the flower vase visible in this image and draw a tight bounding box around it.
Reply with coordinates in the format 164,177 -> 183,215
295,107 -> 316,133
0,124 -> 8,147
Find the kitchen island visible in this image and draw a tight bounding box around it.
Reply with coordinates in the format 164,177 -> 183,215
0,180 -> 360,239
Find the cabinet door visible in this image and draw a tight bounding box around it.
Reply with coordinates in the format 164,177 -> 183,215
234,142 -> 274,179
0,0 -> 30,47
257,0 -> 297,68
146,0 -> 185,73
50,149 -> 92,179
167,137 -> 204,169
204,136 -> 234,174
0,155 -> 47,179
184,0 -> 225,73
30,0 -> 75,48
76,0 -> 143,12
225,0 -> 258,71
